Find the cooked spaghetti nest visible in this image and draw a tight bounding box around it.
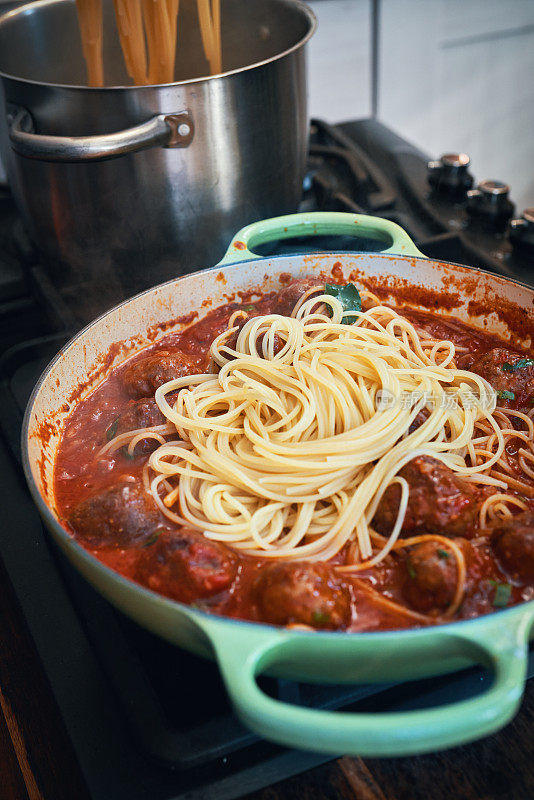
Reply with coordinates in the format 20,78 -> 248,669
125,291 -> 524,569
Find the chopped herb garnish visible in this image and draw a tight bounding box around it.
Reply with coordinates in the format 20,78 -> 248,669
496,390 -> 515,401
121,445 -> 135,460
311,610 -> 331,625
241,304 -> 256,312
489,580 -> 512,608
437,549 -> 450,560
106,417 -> 119,441
502,358 -> 534,372
143,529 -> 163,548
406,557 -> 416,579
325,283 -> 362,324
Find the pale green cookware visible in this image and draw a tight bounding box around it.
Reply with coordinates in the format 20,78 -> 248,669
23,212 -> 534,757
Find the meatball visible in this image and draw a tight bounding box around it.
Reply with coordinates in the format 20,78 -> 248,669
471,347 -> 534,408
402,540 -> 461,614
115,397 -> 165,433
408,407 -> 430,435
122,350 -> 203,399
135,529 -> 238,603
491,512 -> 534,585
68,479 -> 163,547
112,398 -> 166,454
253,562 -> 351,630
372,456 -> 477,538
273,278 -> 324,316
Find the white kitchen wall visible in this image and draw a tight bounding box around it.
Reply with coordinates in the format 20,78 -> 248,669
306,0 -> 372,121
377,0 -> 534,212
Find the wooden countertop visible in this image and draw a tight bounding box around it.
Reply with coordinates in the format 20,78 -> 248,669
1,552 -> 533,800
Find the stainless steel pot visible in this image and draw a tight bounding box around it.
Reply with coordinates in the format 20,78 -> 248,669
0,0 -> 316,310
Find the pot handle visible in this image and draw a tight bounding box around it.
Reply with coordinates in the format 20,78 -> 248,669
7,106 -> 194,162
197,609 -> 532,757
217,211 -> 426,265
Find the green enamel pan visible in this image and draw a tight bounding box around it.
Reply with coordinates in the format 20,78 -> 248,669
23,211 -> 534,757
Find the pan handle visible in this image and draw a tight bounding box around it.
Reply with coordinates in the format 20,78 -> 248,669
216,211 -> 426,265
7,106 -> 194,163
196,607 -> 533,756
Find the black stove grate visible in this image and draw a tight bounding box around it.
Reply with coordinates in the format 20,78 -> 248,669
1,118 -> 533,800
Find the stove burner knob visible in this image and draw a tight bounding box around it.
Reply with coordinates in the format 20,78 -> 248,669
508,207 -> 534,252
466,180 -> 515,224
427,153 -> 474,195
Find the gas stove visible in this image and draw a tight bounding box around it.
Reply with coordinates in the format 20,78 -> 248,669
303,119 -> 534,277
1,118 -> 533,800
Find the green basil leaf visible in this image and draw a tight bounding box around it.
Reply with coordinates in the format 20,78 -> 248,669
143,529 -> 163,548
106,417 -> 119,441
406,557 -> 416,579
490,581 -> 512,608
121,445 -> 135,460
496,390 -> 515,400
325,283 -> 362,325
437,549 -> 451,560
502,358 -> 534,372
241,304 -> 256,312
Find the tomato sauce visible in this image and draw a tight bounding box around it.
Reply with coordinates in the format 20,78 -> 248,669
54,282 -> 534,631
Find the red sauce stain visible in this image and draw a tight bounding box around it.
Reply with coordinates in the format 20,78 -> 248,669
146,311 -> 198,341
35,417 -> 60,448
331,261 -> 344,282
467,295 -> 534,346
38,452 -> 50,498
33,418 -> 62,498
237,289 -> 262,303
233,241 -> 246,250
349,270 -> 463,312
279,272 -> 292,285
345,256 -> 534,346
216,272 -> 226,284
66,341 -> 129,407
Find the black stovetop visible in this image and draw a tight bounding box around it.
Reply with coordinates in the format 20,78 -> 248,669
1,118 -> 533,800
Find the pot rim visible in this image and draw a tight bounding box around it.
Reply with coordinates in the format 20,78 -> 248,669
21,248 -> 534,642
0,0 -> 317,91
